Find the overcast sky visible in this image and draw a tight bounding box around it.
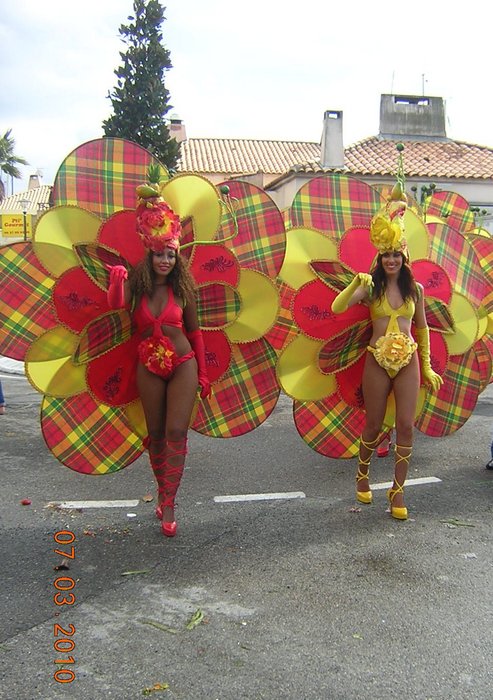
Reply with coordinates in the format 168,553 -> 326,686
1,0 -> 491,192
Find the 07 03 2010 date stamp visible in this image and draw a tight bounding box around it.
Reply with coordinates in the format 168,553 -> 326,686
53,530 -> 77,684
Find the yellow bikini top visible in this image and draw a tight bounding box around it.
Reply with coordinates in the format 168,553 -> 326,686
369,293 -> 415,335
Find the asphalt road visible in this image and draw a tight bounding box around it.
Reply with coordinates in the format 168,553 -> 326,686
0,367 -> 492,700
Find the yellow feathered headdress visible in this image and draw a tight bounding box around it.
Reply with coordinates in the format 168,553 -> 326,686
370,144 -> 409,258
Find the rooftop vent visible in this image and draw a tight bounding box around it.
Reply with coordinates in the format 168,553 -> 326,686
379,94 -> 447,140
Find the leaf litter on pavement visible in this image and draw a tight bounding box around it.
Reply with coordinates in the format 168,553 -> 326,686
140,608 -> 206,636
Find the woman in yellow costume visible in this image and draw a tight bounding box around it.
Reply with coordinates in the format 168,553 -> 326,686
331,197 -> 443,519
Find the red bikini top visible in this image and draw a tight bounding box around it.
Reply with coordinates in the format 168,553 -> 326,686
134,286 -> 184,337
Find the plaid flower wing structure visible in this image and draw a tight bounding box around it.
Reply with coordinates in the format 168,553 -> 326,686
40,394 -> 143,475
0,242 -> 57,359
276,173 -> 492,458
52,138 -> 159,220
415,192 -> 493,435
0,142 -> 288,472
275,175 -> 385,457
424,191 -> 476,236
189,180 -> 286,437
462,234 -> 493,391
0,139 -> 160,474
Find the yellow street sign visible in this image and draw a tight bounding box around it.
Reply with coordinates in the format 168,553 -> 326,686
0,213 -> 33,238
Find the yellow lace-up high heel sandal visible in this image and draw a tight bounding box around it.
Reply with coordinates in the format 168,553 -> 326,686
387,444 -> 412,520
356,436 -> 379,504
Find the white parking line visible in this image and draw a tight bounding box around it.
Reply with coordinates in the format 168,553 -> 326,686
48,479 -> 440,510
47,499 -> 140,509
214,491 -> 306,503
371,476 -> 441,491
214,478 -> 441,504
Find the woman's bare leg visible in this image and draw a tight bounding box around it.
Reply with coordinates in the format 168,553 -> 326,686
389,354 -> 420,509
136,363 -> 168,511
357,353 -> 392,495
160,357 -> 198,524
136,363 -> 167,442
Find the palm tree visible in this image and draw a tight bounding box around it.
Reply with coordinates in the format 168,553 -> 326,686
0,129 -> 28,201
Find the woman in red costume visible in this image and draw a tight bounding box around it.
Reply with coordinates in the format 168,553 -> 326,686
107,191 -> 210,537
331,198 -> 443,520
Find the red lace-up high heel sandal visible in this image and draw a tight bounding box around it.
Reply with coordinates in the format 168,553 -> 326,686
144,436 -> 168,521
377,431 -> 392,458
160,438 -> 188,537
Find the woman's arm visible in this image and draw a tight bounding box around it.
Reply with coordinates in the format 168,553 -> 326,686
183,297 -> 211,399
412,283 -> 427,327
413,284 -> 443,392
331,273 -> 373,313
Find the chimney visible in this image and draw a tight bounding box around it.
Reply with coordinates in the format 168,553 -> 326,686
169,113 -> 187,143
320,110 -> 345,168
379,94 -> 447,140
28,174 -> 41,189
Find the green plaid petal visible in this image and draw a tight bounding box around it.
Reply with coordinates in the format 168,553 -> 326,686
424,297 -> 455,333
310,260 -> 356,293
74,243 -> 128,291
319,322 -> 371,373
74,310 -> 133,364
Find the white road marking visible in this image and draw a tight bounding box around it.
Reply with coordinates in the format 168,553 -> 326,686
371,476 -> 442,491
47,479 -> 440,510
214,478 -> 440,503
47,499 -> 140,509
214,491 -> 306,503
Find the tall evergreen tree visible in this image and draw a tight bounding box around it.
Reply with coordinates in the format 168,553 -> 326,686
102,0 -> 180,169
0,129 -> 28,201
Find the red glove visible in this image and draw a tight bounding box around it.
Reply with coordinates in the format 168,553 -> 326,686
106,265 -> 128,309
187,329 -> 211,399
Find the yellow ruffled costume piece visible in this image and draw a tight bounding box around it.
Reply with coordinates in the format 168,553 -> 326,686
369,332 -> 417,378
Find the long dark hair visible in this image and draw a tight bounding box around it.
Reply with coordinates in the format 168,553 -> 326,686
129,250 -> 197,307
371,253 -> 419,303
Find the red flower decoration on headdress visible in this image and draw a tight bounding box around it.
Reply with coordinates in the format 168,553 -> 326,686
136,200 -> 182,252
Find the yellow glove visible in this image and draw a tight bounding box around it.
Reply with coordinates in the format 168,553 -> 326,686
415,326 -> 443,392
331,273 -> 373,314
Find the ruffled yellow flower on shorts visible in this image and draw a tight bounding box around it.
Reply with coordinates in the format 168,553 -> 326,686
369,332 -> 417,378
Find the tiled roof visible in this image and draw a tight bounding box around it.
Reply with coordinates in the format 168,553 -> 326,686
343,137 -> 493,179
178,138 -> 320,175
179,136 -> 493,182
0,185 -> 52,212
